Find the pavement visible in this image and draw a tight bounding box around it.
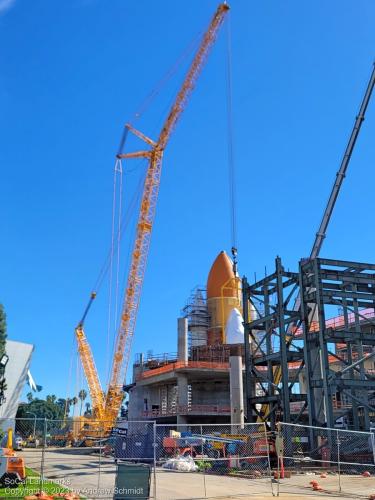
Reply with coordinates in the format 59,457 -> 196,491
19,449 -> 375,500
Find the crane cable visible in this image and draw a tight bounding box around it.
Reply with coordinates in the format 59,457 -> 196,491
114,161 -> 123,335
131,31 -> 203,122
225,11 -> 238,271
105,158 -> 123,385
87,32 -> 203,300
64,335 -> 76,421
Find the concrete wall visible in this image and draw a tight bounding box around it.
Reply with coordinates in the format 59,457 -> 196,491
191,380 -> 230,406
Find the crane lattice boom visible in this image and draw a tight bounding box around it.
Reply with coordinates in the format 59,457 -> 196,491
75,3 -> 229,428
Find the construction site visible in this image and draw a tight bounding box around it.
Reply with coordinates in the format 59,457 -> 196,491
1,1 -> 375,499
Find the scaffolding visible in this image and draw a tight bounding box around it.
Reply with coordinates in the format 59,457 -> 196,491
182,286 -> 210,347
243,256 -> 375,432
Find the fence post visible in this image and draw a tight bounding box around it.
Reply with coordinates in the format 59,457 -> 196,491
264,423 -> 274,496
39,418 -> 47,495
153,422 -> 157,500
97,420 -> 102,494
201,424 -> 207,498
337,429 -> 341,493
276,423 -> 282,497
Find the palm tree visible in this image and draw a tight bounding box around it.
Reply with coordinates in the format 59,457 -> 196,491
78,389 -> 87,416
26,392 -> 33,403
56,398 -> 66,410
71,396 -> 78,417
84,402 -> 91,416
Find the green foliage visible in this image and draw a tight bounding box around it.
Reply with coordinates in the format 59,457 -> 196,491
78,389 -> 87,400
196,460 -> 212,471
16,397 -> 67,436
56,397 -> 68,414
84,401 -> 91,417
46,394 -> 57,404
78,389 -> 87,416
0,304 -> 7,357
17,398 -> 65,420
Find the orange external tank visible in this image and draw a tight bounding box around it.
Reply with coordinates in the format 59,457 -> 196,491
207,251 -> 241,345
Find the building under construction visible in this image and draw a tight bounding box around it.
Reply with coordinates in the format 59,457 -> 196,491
127,250 -> 244,425
127,63 -> 375,432
127,252 -> 375,432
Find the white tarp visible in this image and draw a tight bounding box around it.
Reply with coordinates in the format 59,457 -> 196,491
225,308 -> 244,344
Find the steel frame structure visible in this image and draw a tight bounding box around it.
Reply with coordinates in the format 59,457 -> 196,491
242,257 -> 306,430
243,256 -> 375,432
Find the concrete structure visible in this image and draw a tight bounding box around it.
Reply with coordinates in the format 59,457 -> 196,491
229,346 -> 244,427
0,340 -> 34,429
127,252 -> 245,424
127,252 -> 375,430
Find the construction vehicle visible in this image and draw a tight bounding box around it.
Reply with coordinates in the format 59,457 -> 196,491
0,429 -> 26,488
48,429 -> 74,447
74,3 -> 230,434
13,436 -> 25,451
162,430 -> 276,469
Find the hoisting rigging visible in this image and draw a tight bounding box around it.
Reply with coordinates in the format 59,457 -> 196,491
75,3 -> 230,430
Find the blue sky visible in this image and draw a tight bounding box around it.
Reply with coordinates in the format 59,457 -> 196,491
0,0 -> 374,402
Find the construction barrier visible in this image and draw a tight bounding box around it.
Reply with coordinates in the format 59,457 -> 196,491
277,422 -> 375,497
3,418 -> 375,498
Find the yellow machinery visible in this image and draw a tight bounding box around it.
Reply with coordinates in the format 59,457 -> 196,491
75,4 -> 230,432
0,429 -> 26,488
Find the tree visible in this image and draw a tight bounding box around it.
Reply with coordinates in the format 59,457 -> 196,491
16,397 -> 66,437
84,402 -> 91,417
71,396 -> 78,417
78,389 -> 87,416
46,394 -> 57,404
0,304 -> 7,357
26,393 -> 34,403
56,398 -> 68,416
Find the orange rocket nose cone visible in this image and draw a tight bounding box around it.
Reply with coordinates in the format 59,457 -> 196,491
207,251 -> 235,298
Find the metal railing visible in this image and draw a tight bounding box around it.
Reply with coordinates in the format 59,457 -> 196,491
142,405 -> 231,418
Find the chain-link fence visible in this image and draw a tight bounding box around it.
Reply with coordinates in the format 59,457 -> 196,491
4,417 -> 374,499
1,418 -> 274,499
154,422 -> 273,500
277,422 -> 375,497
2,417 -> 155,499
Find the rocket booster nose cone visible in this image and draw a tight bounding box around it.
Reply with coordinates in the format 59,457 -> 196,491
207,251 -> 236,298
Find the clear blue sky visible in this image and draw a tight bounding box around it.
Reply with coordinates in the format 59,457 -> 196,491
0,0 -> 374,402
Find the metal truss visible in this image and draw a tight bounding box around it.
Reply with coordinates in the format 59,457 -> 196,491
242,257 -> 306,430
243,256 -> 375,432
300,257 -> 375,431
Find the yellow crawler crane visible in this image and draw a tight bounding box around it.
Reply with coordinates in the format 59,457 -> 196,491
75,3 -> 230,433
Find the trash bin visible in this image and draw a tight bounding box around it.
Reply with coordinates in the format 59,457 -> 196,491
113,462 -> 151,500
